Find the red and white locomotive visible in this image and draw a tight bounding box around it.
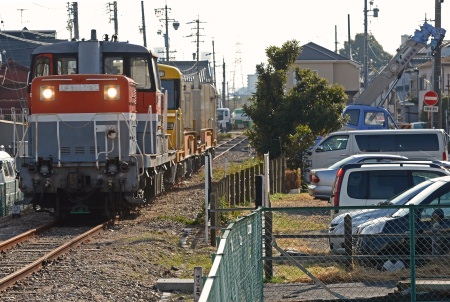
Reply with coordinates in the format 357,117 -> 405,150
16,30 -> 216,217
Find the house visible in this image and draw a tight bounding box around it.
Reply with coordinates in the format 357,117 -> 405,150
0,28 -> 66,119
288,42 -> 360,102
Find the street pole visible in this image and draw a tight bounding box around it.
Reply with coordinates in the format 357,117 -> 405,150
155,5 -> 179,62
363,0 -> 368,89
434,0 -> 442,128
164,5 -> 170,61
363,0 -> 378,89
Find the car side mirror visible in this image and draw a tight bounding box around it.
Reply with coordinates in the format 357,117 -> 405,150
315,145 -> 324,153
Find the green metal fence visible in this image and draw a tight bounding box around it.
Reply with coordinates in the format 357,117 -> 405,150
201,204 -> 450,302
0,179 -> 24,217
199,210 -> 264,302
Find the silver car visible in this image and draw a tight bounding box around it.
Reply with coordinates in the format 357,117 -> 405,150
328,178 -> 439,254
307,154 -> 408,200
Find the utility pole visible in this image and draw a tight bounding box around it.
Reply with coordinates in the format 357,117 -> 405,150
434,0 -> 443,128
187,18 -> 205,69
108,1 -> 118,36
212,40 -> 217,87
363,0 -> 379,89
155,5 -> 179,62
140,1 -> 147,47
222,58 -> 226,107
67,3 -> 79,40
334,25 -> 338,53
347,14 -> 352,60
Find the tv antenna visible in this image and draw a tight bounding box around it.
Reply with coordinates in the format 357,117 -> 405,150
17,8 -> 28,27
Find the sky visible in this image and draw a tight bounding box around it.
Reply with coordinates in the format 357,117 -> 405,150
0,1 -> 449,90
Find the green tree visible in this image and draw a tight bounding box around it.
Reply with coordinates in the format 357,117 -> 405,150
245,40 -> 348,170
339,33 -> 392,72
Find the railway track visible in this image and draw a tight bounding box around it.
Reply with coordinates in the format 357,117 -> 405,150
0,219 -> 114,294
0,133 -> 254,300
214,133 -> 250,160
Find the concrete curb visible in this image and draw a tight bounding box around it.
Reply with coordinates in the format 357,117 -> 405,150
156,278 -> 194,293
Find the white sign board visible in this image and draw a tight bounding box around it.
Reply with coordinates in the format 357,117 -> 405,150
423,106 -> 439,112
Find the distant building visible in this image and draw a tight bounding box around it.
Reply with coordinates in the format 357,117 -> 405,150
290,42 -> 361,102
0,28 -> 65,116
247,74 -> 257,94
0,28 -> 64,67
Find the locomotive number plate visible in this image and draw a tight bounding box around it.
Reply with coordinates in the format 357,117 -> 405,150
59,84 -> 100,92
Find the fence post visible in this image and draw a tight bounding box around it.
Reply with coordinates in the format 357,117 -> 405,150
230,173 -> 235,206
245,168 -> 251,203
210,191 -> 217,247
264,209 -> 273,280
240,170 -> 245,204
225,176 -> 230,207
344,214 -> 352,270
194,266 -> 203,302
235,172 -> 240,205
255,175 -> 263,208
250,166 -> 256,202
269,159 -> 274,194
281,156 -> 286,193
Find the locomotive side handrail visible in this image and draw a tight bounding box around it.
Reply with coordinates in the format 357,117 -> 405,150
141,105 -> 155,155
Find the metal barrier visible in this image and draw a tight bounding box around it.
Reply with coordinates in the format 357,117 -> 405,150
199,210 -> 264,302
0,180 -> 24,217
201,204 -> 450,302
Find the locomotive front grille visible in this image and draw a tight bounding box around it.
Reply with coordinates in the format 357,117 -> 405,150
61,146 -> 70,155
75,146 -> 85,154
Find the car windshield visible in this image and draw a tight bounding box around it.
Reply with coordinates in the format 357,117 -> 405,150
384,180 -> 434,207
391,180 -> 439,217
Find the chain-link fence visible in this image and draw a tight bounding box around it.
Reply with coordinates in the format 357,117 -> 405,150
0,179 -> 24,217
263,205 -> 450,302
201,203 -> 450,301
200,210 -> 264,302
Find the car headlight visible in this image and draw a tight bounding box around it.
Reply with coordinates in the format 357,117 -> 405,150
40,85 -> 55,101
104,85 -> 120,100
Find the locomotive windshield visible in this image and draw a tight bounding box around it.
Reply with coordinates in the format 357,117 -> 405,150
104,57 -> 123,75
130,57 -> 151,89
34,57 -> 50,77
57,57 -> 77,75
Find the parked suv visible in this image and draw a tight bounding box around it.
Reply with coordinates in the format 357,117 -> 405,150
329,162 -> 450,217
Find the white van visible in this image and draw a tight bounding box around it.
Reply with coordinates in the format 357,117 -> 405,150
304,129 -> 448,182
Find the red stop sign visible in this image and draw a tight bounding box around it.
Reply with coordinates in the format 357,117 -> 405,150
424,91 -> 438,106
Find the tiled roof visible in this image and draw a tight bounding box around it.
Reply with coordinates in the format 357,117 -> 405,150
298,42 -> 352,61
0,28 -> 65,67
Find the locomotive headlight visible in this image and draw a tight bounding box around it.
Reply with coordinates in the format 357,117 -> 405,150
104,85 -> 120,100
40,85 -> 55,101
